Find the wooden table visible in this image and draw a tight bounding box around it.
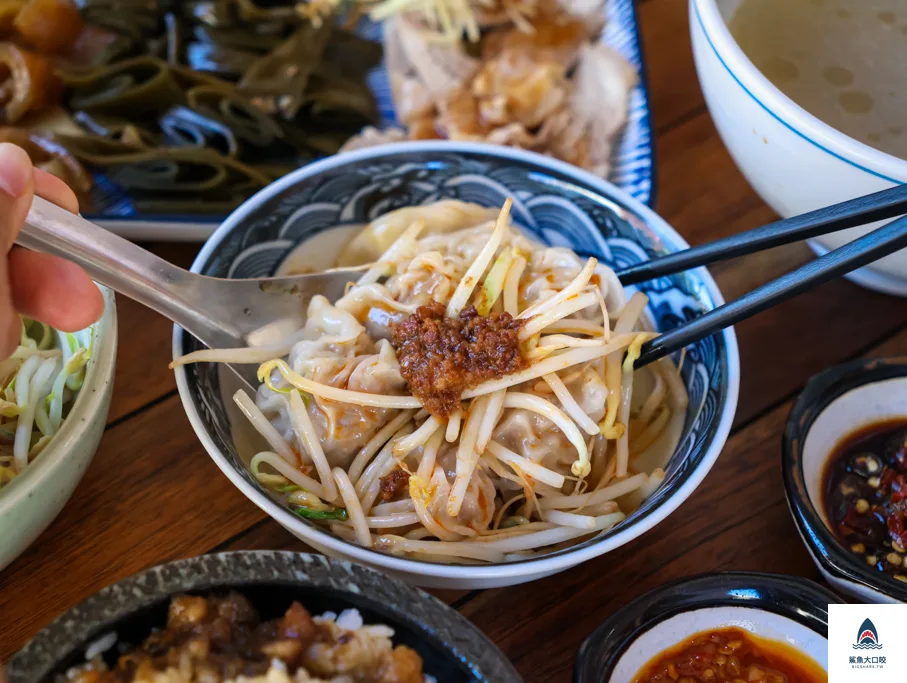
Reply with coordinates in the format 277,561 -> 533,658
3,0 -> 907,677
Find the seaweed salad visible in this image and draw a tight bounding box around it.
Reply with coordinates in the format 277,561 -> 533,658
0,0 -> 381,213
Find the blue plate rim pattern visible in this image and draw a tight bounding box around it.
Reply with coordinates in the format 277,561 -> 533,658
82,0 -> 656,234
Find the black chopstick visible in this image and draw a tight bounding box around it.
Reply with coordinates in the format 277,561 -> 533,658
615,183 -> 907,286
634,212 -> 907,368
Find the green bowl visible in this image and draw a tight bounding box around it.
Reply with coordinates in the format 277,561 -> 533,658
0,287 -> 117,571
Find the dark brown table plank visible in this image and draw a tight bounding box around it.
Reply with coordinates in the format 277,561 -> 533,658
657,111 -> 907,427
3,1 -> 906,678
212,522 -> 471,606
0,395 -> 265,660
638,0 -> 707,136
105,244 -> 199,423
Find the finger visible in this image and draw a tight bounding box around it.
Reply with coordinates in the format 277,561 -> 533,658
0,253 -> 21,359
34,168 -> 79,214
0,143 -> 35,253
0,144 -> 29,356
8,249 -> 104,332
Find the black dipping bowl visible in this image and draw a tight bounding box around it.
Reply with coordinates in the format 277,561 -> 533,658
783,357 -> 907,603
9,551 -> 522,683
574,572 -> 840,683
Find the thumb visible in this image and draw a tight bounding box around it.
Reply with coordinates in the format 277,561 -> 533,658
0,143 -> 34,358
0,143 -> 35,254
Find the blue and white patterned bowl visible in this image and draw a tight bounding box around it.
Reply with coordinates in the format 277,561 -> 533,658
172,142 -> 740,589
86,0 -> 655,241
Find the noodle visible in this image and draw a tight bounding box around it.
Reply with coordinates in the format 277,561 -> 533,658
187,200 -> 689,564
543,372 -> 600,436
474,389 -> 506,453
485,441 -> 565,488
539,473 -> 648,510
518,291 -> 600,341
502,253 -> 527,316
370,499 -> 415,515
288,390 -> 338,503
446,199 -> 511,317
251,451 -> 327,499
445,408 -> 462,442
333,468 -> 371,547
347,409 -> 415,484
448,395 -> 487,516
366,511 -> 421,528
519,258 -> 598,321
393,416 -> 442,457
233,390 -> 296,465
502,392 -> 590,477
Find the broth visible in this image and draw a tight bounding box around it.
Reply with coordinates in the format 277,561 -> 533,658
730,0 -> 907,160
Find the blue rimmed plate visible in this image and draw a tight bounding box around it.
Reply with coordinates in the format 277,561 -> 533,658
84,0 -> 655,241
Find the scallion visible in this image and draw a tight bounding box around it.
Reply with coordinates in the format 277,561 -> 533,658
290,505 -> 349,521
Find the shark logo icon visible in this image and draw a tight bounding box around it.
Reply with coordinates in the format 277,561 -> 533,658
853,618 -> 883,650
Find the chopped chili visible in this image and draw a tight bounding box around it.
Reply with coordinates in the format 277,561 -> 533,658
823,418 -> 907,580
633,627 -> 824,683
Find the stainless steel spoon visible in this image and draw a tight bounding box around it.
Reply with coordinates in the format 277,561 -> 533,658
18,196 -> 361,387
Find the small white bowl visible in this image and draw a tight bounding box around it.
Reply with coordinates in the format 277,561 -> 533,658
575,572 -> 836,682
784,358 -> 907,603
0,288 -> 117,571
690,0 -> 907,295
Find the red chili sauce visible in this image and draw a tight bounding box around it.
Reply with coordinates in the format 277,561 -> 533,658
632,628 -> 825,683
822,418 -> 907,581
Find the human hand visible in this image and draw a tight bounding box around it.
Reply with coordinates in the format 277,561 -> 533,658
0,142 -> 104,358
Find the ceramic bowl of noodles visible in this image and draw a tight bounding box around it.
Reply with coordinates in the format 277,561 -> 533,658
0,287 -> 117,571
172,142 -> 740,589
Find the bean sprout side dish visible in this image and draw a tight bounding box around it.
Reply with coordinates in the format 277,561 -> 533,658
173,199 -> 688,564
0,317 -> 92,489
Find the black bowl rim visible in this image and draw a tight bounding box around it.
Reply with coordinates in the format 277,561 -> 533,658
782,356 -> 907,603
9,550 -> 523,683
573,571 -> 840,683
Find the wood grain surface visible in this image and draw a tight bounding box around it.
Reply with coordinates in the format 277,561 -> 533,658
3,0 -> 907,678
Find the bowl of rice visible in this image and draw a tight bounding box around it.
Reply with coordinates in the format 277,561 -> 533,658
8,550 -> 522,683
